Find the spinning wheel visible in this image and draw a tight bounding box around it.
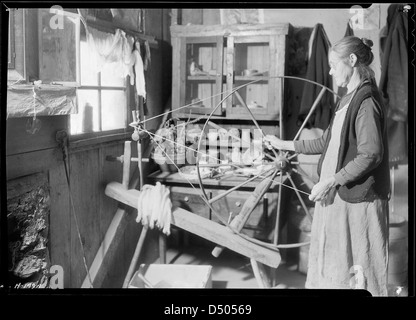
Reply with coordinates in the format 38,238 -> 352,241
108,76 -> 339,288
192,76 -> 339,259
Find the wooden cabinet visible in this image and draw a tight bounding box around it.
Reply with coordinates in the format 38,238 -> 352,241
171,23 -> 289,121
170,186 -> 211,220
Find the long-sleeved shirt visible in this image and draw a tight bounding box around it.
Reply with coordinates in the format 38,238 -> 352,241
294,80 -> 390,202
294,97 -> 383,186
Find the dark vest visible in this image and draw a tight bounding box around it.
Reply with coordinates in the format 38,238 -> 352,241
317,80 -> 391,203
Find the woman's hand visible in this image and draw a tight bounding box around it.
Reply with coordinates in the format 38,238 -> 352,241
309,176 -> 338,202
264,135 -> 285,150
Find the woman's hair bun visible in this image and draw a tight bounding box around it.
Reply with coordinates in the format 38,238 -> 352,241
361,38 -> 374,49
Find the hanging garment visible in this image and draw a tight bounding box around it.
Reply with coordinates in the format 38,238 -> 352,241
379,4 -> 408,165
133,42 -> 147,99
123,35 -> 136,85
299,24 -> 334,130
86,27 -> 135,83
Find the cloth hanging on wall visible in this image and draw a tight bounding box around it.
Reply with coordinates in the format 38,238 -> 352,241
87,27 -> 134,80
86,27 -> 146,98
379,4 -> 408,165
299,24 -> 334,130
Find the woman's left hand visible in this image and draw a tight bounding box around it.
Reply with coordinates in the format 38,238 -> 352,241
309,176 -> 338,202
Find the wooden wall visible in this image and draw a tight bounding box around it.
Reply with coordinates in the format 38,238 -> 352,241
6,8 -> 171,288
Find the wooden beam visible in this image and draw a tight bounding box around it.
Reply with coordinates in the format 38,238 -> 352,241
105,182 -> 281,268
85,16 -> 158,47
170,23 -> 289,38
6,116 -> 67,156
6,148 -> 61,180
81,206 -> 131,288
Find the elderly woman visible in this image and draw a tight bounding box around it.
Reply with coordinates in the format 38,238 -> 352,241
265,36 -> 390,296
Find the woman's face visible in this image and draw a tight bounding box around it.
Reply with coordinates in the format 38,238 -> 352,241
328,51 -> 353,87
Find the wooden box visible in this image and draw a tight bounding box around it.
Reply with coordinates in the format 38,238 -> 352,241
129,264 -> 213,288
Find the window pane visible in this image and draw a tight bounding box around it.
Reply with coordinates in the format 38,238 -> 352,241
101,90 -> 126,131
101,62 -> 127,87
80,41 -> 98,85
70,90 -> 99,134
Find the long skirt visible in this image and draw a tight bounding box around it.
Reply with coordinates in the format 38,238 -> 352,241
305,192 -> 389,296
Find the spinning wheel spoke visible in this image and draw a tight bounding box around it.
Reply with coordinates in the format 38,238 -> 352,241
264,152 -> 277,162
291,160 -> 319,165
232,87 -> 279,160
283,87 -> 327,159
286,173 -> 313,222
208,167 -> 278,204
207,121 -> 241,142
291,167 -> 318,185
288,153 -> 298,161
198,162 -> 245,168
273,173 -> 284,245
234,91 -> 249,110
293,87 -> 327,142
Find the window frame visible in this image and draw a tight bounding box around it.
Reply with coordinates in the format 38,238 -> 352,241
8,9 -> 16,69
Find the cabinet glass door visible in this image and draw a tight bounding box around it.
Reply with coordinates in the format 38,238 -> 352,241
180,36 -> 225,116
226,35 -> 283,121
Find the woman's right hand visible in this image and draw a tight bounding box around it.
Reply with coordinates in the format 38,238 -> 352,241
264,135 -> 285,150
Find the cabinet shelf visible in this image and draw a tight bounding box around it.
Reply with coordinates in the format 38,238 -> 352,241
234,76 -> 269,82
187,75 -> 219,81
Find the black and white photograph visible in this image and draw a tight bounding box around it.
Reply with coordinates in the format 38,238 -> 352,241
1,2 -> 412,305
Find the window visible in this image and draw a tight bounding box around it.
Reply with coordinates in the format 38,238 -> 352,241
69,38 -> 130,136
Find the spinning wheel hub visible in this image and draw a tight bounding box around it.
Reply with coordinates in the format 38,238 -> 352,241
273,155 -> 290,172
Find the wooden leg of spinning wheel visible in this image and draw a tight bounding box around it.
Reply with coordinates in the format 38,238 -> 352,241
250,259 -> 272,288
122,226 -> 149,288
122,141 -> 132,189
